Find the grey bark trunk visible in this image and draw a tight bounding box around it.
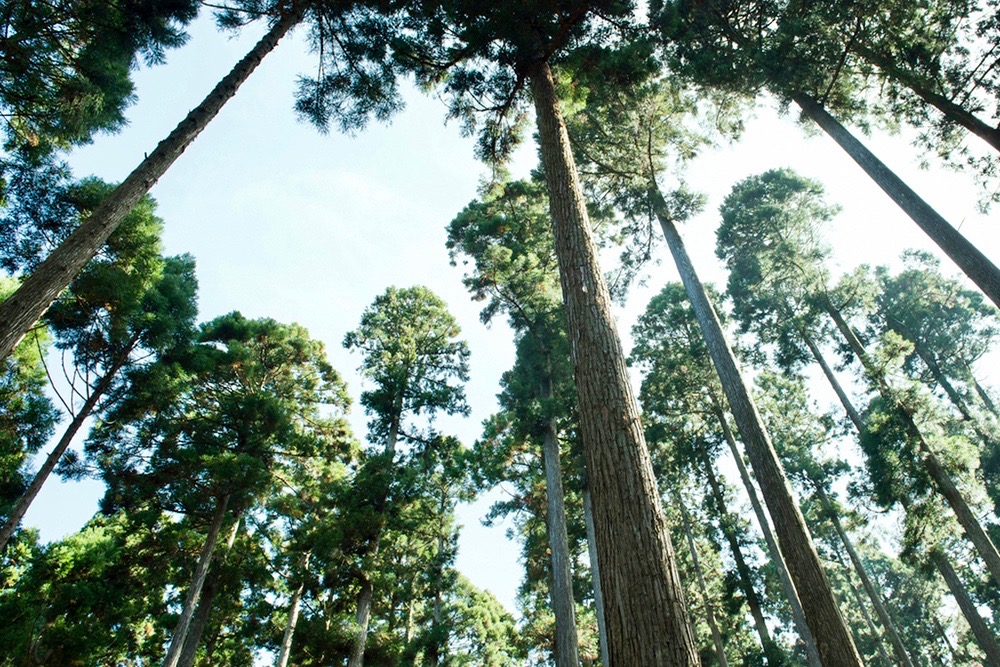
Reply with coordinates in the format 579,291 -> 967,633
833,550 -> 894,667
528,60 -> 699,666
824,298 -> 1000,587
163,493 -> 231,667
676,490 -> 729,667
793,93 -> 1000,311
802,332 -> 865,435
582,484 -> 609,667
0,5 -> 306,363
930,549 -> 1000,666
0,337 -> 135,552
817,488 -> 917,667
276,584 -> 303,667
651,189 -> 862,667
714,406 -> 822,667
540,377 -> 581,667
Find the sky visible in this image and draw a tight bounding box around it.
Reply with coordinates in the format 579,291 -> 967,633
20,9 -> 999,616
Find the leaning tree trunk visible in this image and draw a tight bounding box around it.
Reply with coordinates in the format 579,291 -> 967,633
0,4 -> 307,363
675,489 -> 729,667
816,487 -> 918,667
540,373 -> 582,667
528,59 -> 699,666
831,549 -> 895,667
276,583 -> 304,667
930,549 -> 1000,666
712,403 -> 821,667
582,482 -> 610,667
650,188 -> 863,667
0,336 -> 136,552
163,493 -> 231,667
824,297 -> 1000,587
793,93 -> 1000,311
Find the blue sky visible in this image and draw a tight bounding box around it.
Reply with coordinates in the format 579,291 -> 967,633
22,9 -> 999,615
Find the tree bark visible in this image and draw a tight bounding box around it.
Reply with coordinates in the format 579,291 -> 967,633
540,377 -> 581,667
802,331 -> 865,435
528,59 -> 699,666
713,404 -> 822,667
930,549 -> 1000,667
163,493 -> 231,667
793,93 -> 1000,311
676,489 -> 729,667
651,189 -> 862,667
832,550 -> 894,667
582,483 -> 609,667
817,487 -> 917,667
0,5 -> 307,363
348,576 -> 375,667
0,337 -> 136,552
824,298 -> 1000,587
699,446 -> 780,664
276,583 -> 303,667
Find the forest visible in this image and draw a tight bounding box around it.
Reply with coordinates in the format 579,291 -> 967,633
0,0 -> 998,665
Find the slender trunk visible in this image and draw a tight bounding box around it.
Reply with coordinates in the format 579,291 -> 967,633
348,576 -> 375,667
651,190 -> 862,667
177,517 -> 241,667
0,337 -> 136,552
793,93 -> 1000,310
852,43 -> 1000,152
817,487 -> 917,667
930,549 -> 1000,666
833,550 -> 894,667
0,5 -> 307,363
714,405 -> 822,667
582,484 -> 609,667
824,298 -> 1000,586
676,490 -> 729,667
528,60 -> 699,666
802,331 -> 865,435
699,446 -> 781,664
540,377 -> 581,667
917,346 -> 979,424
276,584 -> 303,667
970,370 -> 998,416
163,493 -> 231,667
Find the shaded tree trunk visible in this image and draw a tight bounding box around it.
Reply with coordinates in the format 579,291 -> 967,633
528,59 -> 699,666
824,297 -> 1000,586
276,583 -> 304,667
582,483 -> 609,667
676,490 -> 728,667
0,5 -> 307,363
348,577 -> 375,667
832,550 -> 895,667
793,93 -> 1000,311
163,493 -> 231,667
930,549 -> 1000,667
650,188 -> 862,667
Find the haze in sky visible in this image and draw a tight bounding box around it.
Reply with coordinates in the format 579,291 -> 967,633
21,10 -> 998,615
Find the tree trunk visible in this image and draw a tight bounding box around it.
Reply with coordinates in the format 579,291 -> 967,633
699,446 -> 781,664
582,483 -> 609,667
0,5 -> 307,363
651,189 -> 862,667
0,337 -> 136,552
793,93 -> 1000,311
528,60 -> 699,666
817,487 -> 917,667
276,583 -> 303,667
163,493 -> 231,667
824,298 -> 1000,586
348,576 -> 375,667
802,331 -> 865,435
832,550 -> 894,667
713,404 -> 821,667
930,549 -> 1000,667
540,377 -> 581,667
676,489 -> 729,667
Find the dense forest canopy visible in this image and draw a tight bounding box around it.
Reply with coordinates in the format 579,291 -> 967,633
0,0 -> 997,665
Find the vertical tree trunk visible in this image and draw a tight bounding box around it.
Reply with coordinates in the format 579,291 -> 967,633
713,404 -> 822,667
650,189 -> 862,667
0,5 -> 307,363
0,337 -> 136,552
582,483 -> 609,667
824,298 -> 1000,586
163,493 -> 231,667
793,93 -> 1000,311
676,490 -> 729,667
276,583 -> 304,667
699,446 -> 781,664
816,487 -> 917,667
528,60 -> 699,666
348,577 -> 375,667
930,549 -> 1000,666
540,375 -> 581,667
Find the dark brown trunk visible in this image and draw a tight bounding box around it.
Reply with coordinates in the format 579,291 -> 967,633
793,93 -> 1000,311
931,549 -> 1000,666
651,189 -> 862,667
528,60 -> 699,666
0,5 -> 306,363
